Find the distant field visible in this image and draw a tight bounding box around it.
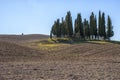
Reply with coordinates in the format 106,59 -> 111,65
0,34 -> 49,43
0,35 -> 120,80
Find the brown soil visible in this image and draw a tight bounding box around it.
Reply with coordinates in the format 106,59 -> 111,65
0,35 -> 120,80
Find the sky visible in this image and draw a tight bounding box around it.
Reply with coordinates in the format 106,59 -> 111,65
0,0 -> 120,40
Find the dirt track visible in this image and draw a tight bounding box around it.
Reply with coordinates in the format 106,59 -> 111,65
0,35 -> 120,80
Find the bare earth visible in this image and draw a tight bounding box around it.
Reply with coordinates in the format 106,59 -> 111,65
0,35 -> 120,80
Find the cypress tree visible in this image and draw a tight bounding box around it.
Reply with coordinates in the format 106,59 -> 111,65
101,12 -> 106,40
59,22 -> 62,38
98,11 -> 102,39
50,28 -> 53,39
57,19 -> 61,37
83,19 -> 90,40
65,11 -> 73,38
93,16 -> 98,39
90,12 -> 94,40
60,17 -> 67,37
76,13 -> 83,39
107,15 -> 114,40
83,19 -> 87,39
60,17 -> 64,37
51,19 -> 60,37
52,21 -> 57,36
74,19 -> 78,37
87,21 -> 90,40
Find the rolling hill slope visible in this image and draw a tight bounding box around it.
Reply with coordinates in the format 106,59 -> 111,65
37,41 -> 120,62
0,35 -> 120,79
0,36 -> 120,62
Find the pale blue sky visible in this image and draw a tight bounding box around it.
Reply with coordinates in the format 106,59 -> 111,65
0,0 -> 120,40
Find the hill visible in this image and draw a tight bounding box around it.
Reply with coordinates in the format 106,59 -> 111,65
0,36 -> 120,80
0,38 -> 120,62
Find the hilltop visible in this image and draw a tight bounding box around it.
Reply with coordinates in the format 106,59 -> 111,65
0,34 -> 49,42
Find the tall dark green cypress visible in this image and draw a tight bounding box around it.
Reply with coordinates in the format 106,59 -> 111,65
60,17 -> 67,37
50,28 -> 53,39
60,18 -> 63,37
107,15 -> 114,40
65,11 -> 73,38
87,21 -> 90,40
74,19 -> 78,37
90,12 -> 94,39
84,19 -> 90,40
59,21 -> 62,37
101,12 -> 106,39
51,19 -> 61,38
76,13 -> 83,39
52,21 -> 57,36
83,19 -> 86,39
93,16 -> 98,39
56,19 -> 60,37
98,11 -> 102,39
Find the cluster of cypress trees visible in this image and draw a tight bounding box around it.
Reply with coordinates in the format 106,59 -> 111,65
50,11 -> 114,40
